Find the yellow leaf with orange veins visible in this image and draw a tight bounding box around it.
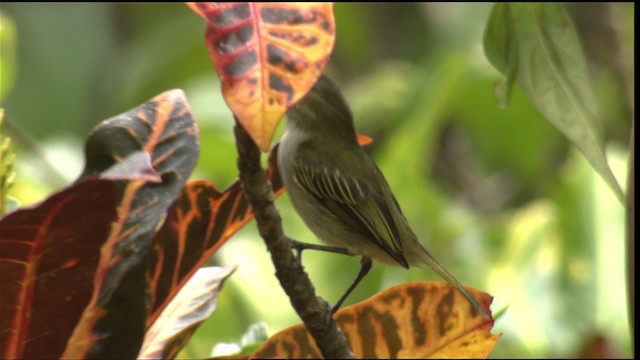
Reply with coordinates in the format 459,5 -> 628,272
250,281 -> 500,359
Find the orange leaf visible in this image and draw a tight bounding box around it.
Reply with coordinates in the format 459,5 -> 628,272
356,132 -> 373,146
145,137 -> 370,333
187,2 -> 336,151
250,282 -> 499,359
145,145 -> 284,329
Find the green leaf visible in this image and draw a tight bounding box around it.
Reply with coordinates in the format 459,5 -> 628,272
483,3 -> 517,108
483,3 -> 624,203
239,322 -> 269,355
209,322 -> 269,357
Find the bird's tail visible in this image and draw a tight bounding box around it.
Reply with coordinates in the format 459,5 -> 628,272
416,246 -> 490,320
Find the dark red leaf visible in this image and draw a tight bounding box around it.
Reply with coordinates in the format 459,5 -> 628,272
0,179 -> 119,359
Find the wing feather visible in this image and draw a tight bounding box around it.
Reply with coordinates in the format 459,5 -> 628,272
293,160 -> 408,266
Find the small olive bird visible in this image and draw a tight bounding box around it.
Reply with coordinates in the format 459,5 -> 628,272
278,74 -> 488,318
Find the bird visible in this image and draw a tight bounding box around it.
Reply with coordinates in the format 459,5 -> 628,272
277,74 -> 489,319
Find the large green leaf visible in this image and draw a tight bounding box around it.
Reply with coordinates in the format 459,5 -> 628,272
483,3 -> 624,203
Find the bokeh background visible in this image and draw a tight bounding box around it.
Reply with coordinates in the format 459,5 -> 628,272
0,3 -> 633,358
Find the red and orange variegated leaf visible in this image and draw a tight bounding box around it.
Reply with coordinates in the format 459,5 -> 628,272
0,179 -> 119,359
146,146 -> 283,329
63,90 -> 200,358
145,135 -> 372,329
139,266 -> 235,359
187,2 -> 336,151
250,282 -> 499,359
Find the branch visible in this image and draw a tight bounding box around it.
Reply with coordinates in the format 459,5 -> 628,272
627,123 -> 634,343
233,122 -> 354,359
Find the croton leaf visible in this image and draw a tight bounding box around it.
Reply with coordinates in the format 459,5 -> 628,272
63,89 -> 200,358
146,146 -> 283,329
250,282 -> 499,359
0,179 -> 119,359
100,151 -> 162,183
145,134 -> 371,332
187,2 -> 336,151
139,266 -> 236,359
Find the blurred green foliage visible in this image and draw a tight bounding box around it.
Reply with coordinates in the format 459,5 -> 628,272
0,3 -> 633,358
0,13 -> 16,101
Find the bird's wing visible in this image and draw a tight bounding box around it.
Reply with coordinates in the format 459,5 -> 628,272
293,158 -> 409,267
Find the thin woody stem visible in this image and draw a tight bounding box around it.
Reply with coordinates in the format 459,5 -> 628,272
234,122 -> 353,359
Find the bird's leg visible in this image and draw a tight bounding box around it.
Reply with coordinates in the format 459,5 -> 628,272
331,256 -> 372,314
286,237 -> 353,264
